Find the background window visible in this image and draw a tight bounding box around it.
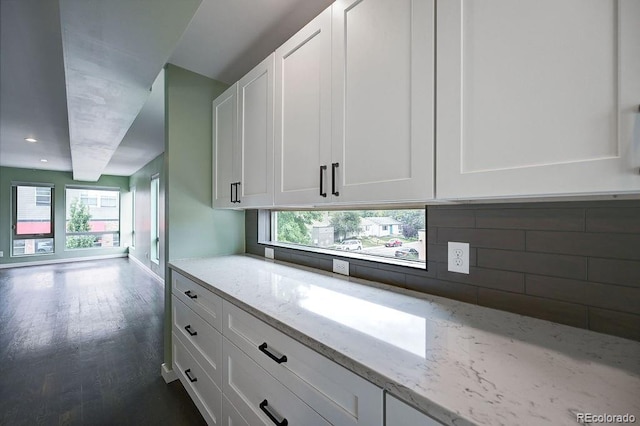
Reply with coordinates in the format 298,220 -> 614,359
271,209 -> 426,265
12,184 -> 54,256
66,187 -> 120,249
150,175 -> 160,263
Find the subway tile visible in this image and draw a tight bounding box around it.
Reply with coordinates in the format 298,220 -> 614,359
428,208 -> 475,228
436,263 -> 525,293
588,308 -> 640,342
351,264 -> 405,287
588,258 -> 640,288
478,249 -> 586,279
405,275 -> 477,304
477,288 -> 588,328
526,275 -> 640,314
475,208 -> 584,231
437,228 -> 525,250
586,208 -> 640,233
527,231 -> 640,260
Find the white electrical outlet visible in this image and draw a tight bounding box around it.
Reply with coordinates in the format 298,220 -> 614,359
265,247 -> 274,259
448,242 -> 469,274
0,251 -> 3,257
333,259 -> 349,276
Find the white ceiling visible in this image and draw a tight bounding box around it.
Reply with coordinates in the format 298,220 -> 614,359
0,0 -> 333,180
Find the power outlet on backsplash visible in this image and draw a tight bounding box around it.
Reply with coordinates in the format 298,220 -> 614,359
333,259 -> 349,276
448,242 -> 469,274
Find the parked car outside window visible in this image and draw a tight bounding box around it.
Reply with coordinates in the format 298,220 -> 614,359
395,247 -> 418,259
336,239 -> 362,251
384,238 -> 403,247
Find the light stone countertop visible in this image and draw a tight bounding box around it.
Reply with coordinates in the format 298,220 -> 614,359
169,255 -> 640,426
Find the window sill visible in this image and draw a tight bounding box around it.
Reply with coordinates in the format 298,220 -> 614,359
259,241 -> 427,270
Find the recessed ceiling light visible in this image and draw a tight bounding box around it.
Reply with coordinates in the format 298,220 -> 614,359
25,137 -> 38,143
40,159 -> 48,163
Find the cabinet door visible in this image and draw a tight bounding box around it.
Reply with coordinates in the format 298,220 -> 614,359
212,83 -> 239,208
274,7 -> 332,206
332,0 -> 435,204
437,0 -> 640,199
237,54 -> 275,208
385,394 -> 442,426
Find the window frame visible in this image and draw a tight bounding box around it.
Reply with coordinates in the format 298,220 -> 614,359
12,183 -> 55,239
150,174 -> 160,264
262,207 -> 427,270
11,183 -> 56,257
64,185 -> 121,250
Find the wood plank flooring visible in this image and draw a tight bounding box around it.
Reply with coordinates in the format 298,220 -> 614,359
0,258 -> 206,426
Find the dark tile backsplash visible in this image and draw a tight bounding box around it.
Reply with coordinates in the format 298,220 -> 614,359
245,201 -> 640,341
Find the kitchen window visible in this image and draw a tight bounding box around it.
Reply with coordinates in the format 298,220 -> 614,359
65,186 -> 120,249
266,208 -> 426,268
11,183 -> 55,256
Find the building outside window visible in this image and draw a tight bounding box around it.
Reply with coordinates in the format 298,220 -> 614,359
65,187 -> 120,249
12,184 -> 55,256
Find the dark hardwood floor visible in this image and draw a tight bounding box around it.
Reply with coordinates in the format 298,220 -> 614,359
0,258 -> 206,426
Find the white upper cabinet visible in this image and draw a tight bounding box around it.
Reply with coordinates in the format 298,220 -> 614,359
212,83 -> 238,209
436,0 -> 640,199
332,0 -> 435,204
274,8 -> 333,206
237,53 -> 275,208
213,55 -> 275,209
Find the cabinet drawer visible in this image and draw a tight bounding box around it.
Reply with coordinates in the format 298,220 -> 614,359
173,333 -> 222,425
385,394 -> 443,426
172,271 -> 223,331
223,337 -> 330,426
222,394 -> 250,426
223,301 -> 382,426
173,296 -> 223,387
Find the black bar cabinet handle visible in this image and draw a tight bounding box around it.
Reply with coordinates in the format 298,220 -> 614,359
259,399 -> 288,426
184,369 -> 197,383
258,342 -> 287,364
184,325 -> 197,336
331,162 -> 340,196
235,182 -> 241,203
230,182 -> 234,203
319,165 -> 327,197
184,290 -> 197,299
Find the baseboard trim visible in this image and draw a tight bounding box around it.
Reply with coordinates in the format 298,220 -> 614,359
0,253 -> 127,269
161,363 -> 177,383
128,254 -> 164,285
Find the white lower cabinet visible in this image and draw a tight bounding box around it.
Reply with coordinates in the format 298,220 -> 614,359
223,337 -> 330,426
385,394 -> 443,426
173,333 -> 223,425
171,271 -> 384,425
223,300 -> 382,426
222,394 -> 250,426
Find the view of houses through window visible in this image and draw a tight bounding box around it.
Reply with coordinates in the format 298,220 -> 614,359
12,184 -> 54,256
65,187 -> 120,249
272,209 -> 426,264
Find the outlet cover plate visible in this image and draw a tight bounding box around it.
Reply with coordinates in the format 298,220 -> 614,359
265,247 -> 274,259
333,259 -> 349,276
448,242 -> 469,274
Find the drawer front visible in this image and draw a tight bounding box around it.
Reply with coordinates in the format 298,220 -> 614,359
385,394 -> 443,426
222,395 -> 250,426
173,333 -> 222,425
223,301 -> 382,426
173,296 -> 223,387
172,271 -> 223,331
223,337 -> 330,426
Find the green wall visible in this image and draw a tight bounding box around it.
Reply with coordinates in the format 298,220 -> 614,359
0,166 -> 129,266
163,64 -> 245,365
128,153 -> 164,279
